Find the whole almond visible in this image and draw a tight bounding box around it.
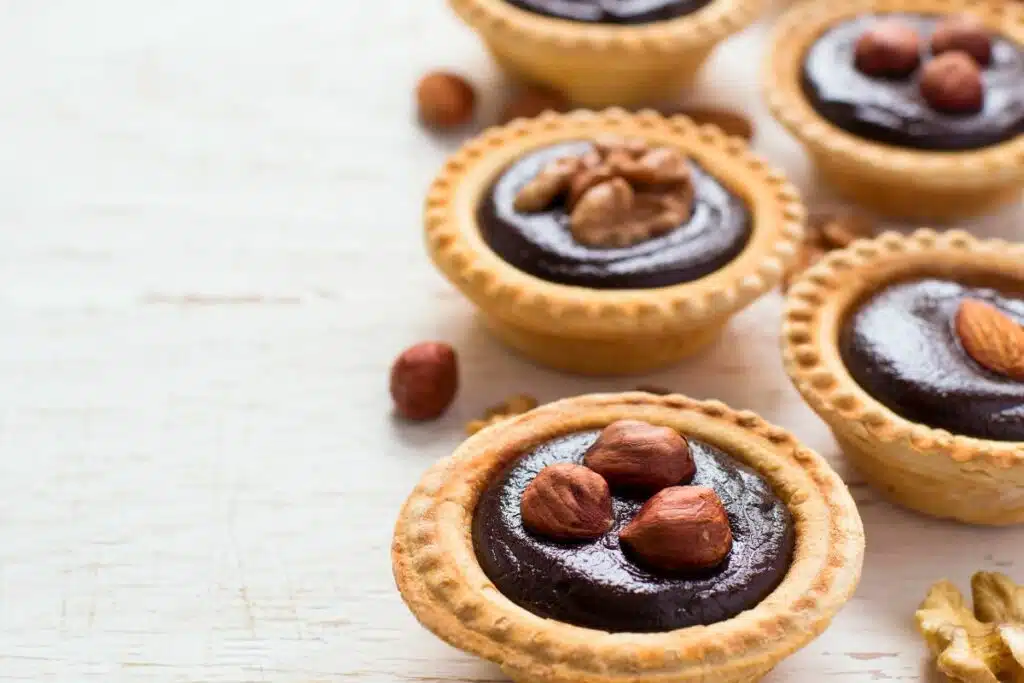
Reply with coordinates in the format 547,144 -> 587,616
584,420 -> 695,492
955,299 -> 1024,381
389,342 -> 459,420
521,463 -> 613,540
416,71 -> 476,130
620,486 -> 733,572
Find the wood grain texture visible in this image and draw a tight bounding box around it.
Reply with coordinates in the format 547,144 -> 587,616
0,1 -> 1021,681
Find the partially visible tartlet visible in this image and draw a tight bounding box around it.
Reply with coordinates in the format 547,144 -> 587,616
447,0 -> 764,106
424,109 -> 804,375
392,392 -> 865,683
783,229 -> 1024,525
765,0 -> 1024,220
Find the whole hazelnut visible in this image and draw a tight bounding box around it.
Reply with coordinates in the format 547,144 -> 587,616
854,20 -> 922,78
920,51 -> 985,114
583,420 -> 695,492
931,15 -> 992,66
416,71 -> 476,130
500,86 -> 569,124
521,463 -> 613,540
389,342 -> 458,420
620,486 -> 733,572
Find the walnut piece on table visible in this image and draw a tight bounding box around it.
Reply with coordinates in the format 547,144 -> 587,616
916,571 -> 1024,683
465,394 -> 539,436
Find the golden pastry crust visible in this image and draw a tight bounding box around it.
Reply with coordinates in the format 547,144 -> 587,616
392,392 -> 865,683
447,0 -> 763,105
764,0 -> 1024,220
424,109 -> 804,342
448,0 -> 762,57
782,229 -> 1024,524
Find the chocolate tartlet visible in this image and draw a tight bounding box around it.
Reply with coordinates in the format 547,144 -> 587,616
802,14 -> 1024,151
841,279 -> 1024,441
393,393 -> 864,683
783,229 -> 1024,525
501,0 -> 714,24
479,141 -> 751,289
473,429 -> 794,632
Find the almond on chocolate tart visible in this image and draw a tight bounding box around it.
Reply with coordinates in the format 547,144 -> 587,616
392,392 -> 864,683
765,0 -> 1024,220
425,109 -> 803,375
783,230 -> 1024,525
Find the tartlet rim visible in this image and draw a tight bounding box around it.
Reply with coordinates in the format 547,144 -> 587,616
764,0 -> 1024,187
782,228 -> 1024,470
424,108 -> 805,339
391,392 -> 865,683
447,0 -> 764,56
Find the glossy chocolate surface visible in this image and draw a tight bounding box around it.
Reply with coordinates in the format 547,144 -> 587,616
841,279 -> 1024,441
802,14 -> 1024,150
472,430 -> 795,632
501,0 -> 713,24
478,142 -> 752,290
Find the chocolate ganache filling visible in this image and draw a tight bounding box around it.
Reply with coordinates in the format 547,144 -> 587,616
472,430 -> 795,632
478,142 -> 752,289
500,0 -> 714,24
841,279 -> 1024,441
802,14 -> 1024,151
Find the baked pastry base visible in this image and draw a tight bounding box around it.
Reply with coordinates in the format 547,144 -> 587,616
392,392 -> 865,683
448,0 -> 763,107
783,229 -> 1024,526
481,313 -> 724,375
486,41 -> 711,107
425,109 -> 803,376
765,0 -> 1024,221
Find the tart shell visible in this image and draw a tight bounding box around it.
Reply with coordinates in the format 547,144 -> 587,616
447,0 -> 764,106
764,0 -> 1024,221
392,392 -> 865,683
783,229 -> 1024,525
425,109 -> 804,375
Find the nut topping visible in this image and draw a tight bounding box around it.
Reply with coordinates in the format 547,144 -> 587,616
955,299 -> 1024,381
620,486 -> 733,572
521,463 -> 614,541
916,572 -> 1024,683
584,420 -> 695,492
515,136 -> 694,248
415,71 -> 476,130
932,15 -> 992,66
920,51 -> 984,114
854,20 -> 922,78
389,342 -> 459,420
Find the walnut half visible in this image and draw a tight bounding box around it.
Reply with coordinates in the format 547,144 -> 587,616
513,136 -> 694,249
916,572 -> 1024,683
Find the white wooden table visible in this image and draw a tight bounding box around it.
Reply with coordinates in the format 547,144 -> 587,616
1,1 -> 1022,681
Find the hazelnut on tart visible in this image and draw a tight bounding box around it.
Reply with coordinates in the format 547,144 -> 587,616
765,0 -> 1024,220
392,392 -> 864,683
424,109 -> 803,375
446,0 -> 763,107
783,229 -> 1024,525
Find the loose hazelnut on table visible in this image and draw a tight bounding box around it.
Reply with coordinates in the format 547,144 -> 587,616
584,420 -> 695,492
520,463 -> 614,541
620,486 -> 733,572
931,15 -> 992,66
389,342 -> 459,420
416,71 -> 476,130
920,52 -> 985,115
854,20 -> 922,78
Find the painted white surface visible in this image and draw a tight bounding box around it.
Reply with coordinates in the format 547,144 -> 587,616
0,1 -> 1022,681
